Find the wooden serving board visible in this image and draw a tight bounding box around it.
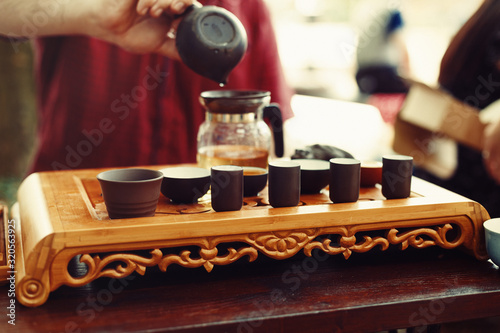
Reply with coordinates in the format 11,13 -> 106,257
12,165 -> 491,307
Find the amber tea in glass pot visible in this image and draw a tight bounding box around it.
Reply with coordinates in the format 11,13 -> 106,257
197,90 -> 284,169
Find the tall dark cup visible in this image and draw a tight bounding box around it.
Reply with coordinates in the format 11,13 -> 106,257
268,161 -> 301,208
381,155 -> 413,199
211,165 -> 243,212
329,158 -> 361,203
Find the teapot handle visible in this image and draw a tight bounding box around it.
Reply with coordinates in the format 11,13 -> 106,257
263,104 -> 284,158
173,3 -> 200,19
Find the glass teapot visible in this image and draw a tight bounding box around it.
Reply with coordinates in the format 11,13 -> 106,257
197,90 -> 284,169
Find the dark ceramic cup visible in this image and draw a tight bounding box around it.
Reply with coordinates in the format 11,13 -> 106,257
293,159 -> 330,194
329,158 -> 361,203
243,166 -> 268,197
381,155 -> 413,199
268,160 -> 301,208
97,168 -> 164,219
211,165 -> 243,212
160,167 -> 211,203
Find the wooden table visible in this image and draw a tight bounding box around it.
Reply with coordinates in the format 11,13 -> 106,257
1,246 -> 500,332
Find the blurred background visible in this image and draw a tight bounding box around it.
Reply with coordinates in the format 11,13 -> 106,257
264,0 -> 483,99
0,0 -> 484,207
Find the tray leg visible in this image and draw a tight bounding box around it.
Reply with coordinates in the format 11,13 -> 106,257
17,271 -> 51,307
13,204 -> 51,307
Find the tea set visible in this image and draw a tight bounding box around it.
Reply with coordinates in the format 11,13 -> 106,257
96,4 -> 414,218
97,153 -> 414,219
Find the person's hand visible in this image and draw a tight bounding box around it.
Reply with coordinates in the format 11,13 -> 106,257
89,0 -> 196,60
137,0 -> 200,18
483,119 -> 500,183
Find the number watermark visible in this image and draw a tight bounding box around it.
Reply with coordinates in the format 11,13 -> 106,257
6,219 -> 16,325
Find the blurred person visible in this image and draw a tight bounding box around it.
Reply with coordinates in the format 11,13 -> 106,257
355,8 -> 410,95
413,0 -> 500,217
0,0 -> 293,173
484,113 -> 500,184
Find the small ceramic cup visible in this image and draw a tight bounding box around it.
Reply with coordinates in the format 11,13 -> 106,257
381,155 -> 413,199
243,166 -> 268,197
268,160 -> 301,208
329,158 -> 361,203
293,159 -> 330,194
484,218 -> 500,267
160,167 -> 211,203
360,160 -> 383,187
97,168 -> 164,219
211,165 -> 243,212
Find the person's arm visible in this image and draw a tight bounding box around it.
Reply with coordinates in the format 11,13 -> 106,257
0,0 -> 194,59
0,0 -> 92,36
484,118 -> 500,184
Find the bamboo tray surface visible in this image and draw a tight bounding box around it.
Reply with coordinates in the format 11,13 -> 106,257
13,165 -> 491,307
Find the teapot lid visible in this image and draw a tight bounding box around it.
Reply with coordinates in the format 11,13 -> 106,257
200,90 -> 271,114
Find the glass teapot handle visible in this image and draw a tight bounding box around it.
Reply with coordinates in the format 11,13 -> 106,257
263,104 -> 284,158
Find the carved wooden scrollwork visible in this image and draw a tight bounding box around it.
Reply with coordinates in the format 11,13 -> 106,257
158,245 -> 259,273
305,221 -> 470,259
61,242 -> 260,288
18,277 -> 49,307
386,223 -> 466,250
64,249 -> 164,287
304,227 -> 390,259
59,219 -> 473,289
246,229 -> 320,259
17,270 -> 52,308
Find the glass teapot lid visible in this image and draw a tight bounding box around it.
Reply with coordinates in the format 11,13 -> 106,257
199,90 -> 271,114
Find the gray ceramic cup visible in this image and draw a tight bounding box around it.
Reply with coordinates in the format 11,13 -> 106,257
329,158 -> 361,203
484,218 -> 500,267
268,160 -> 301,208
97,168 -> 164,219
381,155 -> 413,199
211,165 -> 243,212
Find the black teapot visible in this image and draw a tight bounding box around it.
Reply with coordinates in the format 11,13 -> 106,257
175,4 -> 248,85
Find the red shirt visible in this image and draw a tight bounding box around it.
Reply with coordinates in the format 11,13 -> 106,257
30,0 -> 293,173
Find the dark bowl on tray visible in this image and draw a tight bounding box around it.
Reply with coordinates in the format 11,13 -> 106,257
160,167 -> 211,203
292,159 -> 330,194
243,166 -> 268,197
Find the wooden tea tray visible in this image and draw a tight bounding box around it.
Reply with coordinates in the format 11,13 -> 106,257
13,166 -> 490,307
